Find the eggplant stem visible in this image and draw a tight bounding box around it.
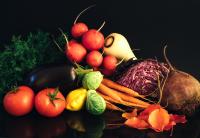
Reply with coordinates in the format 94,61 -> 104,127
97,21 -> 106,32
163,45 -> 175,70
73,4 -> 96,24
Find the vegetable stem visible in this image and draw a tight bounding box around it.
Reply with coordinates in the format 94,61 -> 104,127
51,35 -> 65,53
163,45 -> 174,70
97,21 -> 106,32
58,28 -> 69,45
73,4 -> 96,24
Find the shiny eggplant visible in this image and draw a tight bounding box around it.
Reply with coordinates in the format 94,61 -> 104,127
24,63 -> 78,95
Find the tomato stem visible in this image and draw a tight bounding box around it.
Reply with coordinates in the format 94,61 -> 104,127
47,88 -> 64,106
8,85 -> 19,94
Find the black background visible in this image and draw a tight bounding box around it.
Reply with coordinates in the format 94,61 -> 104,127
0,0 -> 199,79
0,1 -> 200,137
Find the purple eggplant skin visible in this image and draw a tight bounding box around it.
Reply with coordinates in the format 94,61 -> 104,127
24,63 -> 78,95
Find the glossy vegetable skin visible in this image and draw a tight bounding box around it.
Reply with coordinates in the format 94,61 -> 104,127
35,88 -> 66,117
25,64 -> 77,94
3,86 -> 35,116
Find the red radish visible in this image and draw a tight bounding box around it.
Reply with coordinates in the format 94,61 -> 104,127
56,28 -> 87,63
86,51 -> 103,67
82,21 -> 105,51
103,55 -> 118,70
71,23 -> 88,38
66,42 -> 87,63
71,5 -> 95,38
68,39 -> 77,45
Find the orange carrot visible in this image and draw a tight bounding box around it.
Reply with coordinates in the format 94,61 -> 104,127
97,91 -> 149,108
97,83 -> 122,102
97,91 -> 117,103
105,101 -> 125,112
102,78 -> 142,97
122,100 -> 149,108
108,89 -> 150,107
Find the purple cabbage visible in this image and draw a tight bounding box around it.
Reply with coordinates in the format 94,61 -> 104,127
116,59 -> 169,95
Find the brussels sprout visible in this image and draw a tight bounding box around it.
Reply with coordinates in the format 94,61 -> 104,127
82,71 -> 103,90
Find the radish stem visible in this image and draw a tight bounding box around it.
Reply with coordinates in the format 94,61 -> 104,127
73,4 -> 96,24
51,35 -> 65,53
97,21 -> 106,32
58,28 -> 69,45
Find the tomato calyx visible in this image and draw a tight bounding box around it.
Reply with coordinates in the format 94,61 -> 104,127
8,86 -> 19,94
47,88 -> 64,106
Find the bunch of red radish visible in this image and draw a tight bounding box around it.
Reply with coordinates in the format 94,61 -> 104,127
57,5 -> 119,76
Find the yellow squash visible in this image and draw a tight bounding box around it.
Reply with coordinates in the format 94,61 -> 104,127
66,88 -> 87,111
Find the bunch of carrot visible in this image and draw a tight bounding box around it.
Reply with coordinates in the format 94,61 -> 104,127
97,78 -> 152,112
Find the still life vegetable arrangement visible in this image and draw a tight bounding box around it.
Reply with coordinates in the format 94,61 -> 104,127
1,5 -> 200,135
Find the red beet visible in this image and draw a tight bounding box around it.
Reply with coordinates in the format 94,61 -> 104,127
160,46 -> 200,116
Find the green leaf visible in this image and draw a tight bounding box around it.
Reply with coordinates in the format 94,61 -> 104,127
0,30 -> 66,101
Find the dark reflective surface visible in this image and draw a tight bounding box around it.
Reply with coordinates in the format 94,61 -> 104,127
0,0 -> 200,137
1,107 -> 200,138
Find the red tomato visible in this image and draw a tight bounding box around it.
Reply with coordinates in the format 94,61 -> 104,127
35,88 -> 65,117
3,86 -> 34,116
